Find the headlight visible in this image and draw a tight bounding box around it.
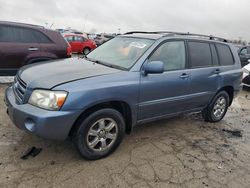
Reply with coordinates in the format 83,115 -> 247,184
28,90 -> 68,110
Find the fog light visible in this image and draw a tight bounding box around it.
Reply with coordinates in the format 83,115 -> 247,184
24,118 -> 36,132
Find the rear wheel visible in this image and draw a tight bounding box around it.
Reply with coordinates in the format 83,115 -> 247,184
202,91 -> 229,122
74,108 -> 125,160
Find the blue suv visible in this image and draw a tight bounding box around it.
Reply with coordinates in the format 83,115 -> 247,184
5,31 -> 242,159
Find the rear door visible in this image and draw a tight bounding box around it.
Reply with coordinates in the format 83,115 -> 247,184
138,40 -> 191,120
72,36 -> 85,53
186,41 -> 220,110
65,35 -> 76,52
0,25 -> 40,70
34,30 -> 59,59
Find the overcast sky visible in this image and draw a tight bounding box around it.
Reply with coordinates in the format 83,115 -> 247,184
0,0 -> 249,41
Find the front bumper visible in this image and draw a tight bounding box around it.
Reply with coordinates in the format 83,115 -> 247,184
4,86 -> 81,140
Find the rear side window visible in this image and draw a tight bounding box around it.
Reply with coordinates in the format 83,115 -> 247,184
0,25 -> 13,42
215,44 -> 234,65
188,42 -> 212,68
0,25 -> 37,43
32,30 -> 52,43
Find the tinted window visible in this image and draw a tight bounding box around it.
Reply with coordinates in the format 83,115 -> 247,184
216,44 -> 234,65
149,41 -> 186,71
210,44 -> 219,66
188,42 -> 212,68
0,25 -> 13,42
0,25 -> 37,43
33,31 -> 52,43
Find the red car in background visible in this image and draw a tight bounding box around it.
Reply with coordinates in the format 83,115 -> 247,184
64,34 -> 97,55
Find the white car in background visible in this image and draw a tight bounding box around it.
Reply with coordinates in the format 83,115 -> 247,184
242,60 -> 250,88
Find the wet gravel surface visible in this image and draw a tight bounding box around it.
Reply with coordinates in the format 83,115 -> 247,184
0,84 -> 250,188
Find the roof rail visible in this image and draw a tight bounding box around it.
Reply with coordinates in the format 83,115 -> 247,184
0,21 -> 44,29
124,31 -> 228,42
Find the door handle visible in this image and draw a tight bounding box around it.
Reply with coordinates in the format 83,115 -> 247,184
28,47 -> 39,51
214,69 -> 221,74
179,73 -> 189,79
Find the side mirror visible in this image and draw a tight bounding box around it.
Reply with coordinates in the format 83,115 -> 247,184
143,61 -> 164,75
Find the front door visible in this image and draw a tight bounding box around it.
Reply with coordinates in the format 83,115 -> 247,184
138,40 -> 190,121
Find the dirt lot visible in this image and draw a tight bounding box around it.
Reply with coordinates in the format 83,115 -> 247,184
0,84 -> 250,188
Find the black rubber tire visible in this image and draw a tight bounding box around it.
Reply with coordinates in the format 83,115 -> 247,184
73,108 -> 125,160
83,48 -> 91,55
202,91 -> 229,123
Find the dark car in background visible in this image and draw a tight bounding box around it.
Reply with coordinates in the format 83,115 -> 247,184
238,46 -> 250,67
0,21 -> 72,76
64,34 -> 97,54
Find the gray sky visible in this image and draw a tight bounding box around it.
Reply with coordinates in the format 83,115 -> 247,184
0,0 -> 249,41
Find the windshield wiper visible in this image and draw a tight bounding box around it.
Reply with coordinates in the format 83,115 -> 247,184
84,57 -> 127,71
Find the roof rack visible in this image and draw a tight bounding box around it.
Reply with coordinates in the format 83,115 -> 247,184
124,31 -> 228,42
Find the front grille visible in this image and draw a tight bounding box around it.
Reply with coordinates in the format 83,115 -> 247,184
13,75 -> 27,103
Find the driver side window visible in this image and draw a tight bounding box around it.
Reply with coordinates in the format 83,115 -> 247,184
149,41 -> 186,71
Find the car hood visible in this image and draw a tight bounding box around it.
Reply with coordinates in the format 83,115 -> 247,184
18,58 -> 121,89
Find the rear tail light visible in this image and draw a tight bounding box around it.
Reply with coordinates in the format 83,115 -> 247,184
92,40 -> 97,47
67,46 -> 72,57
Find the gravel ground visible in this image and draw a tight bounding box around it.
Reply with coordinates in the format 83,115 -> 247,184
0,84 -> 250,188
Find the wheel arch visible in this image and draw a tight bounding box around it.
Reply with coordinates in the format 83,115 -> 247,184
82,47 -> 91,53
217,86 -> 234,106
69,100 -> 133,137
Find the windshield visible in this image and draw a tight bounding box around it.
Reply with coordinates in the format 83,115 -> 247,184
86,37 -> 154,70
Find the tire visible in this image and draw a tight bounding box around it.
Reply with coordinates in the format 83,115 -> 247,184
202,91 -> 229,123
83,48 -> 91,55
73,108 -> 125,160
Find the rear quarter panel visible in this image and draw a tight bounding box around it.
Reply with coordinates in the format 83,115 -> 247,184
219,45 -> 242,92
40,30 -> 68,58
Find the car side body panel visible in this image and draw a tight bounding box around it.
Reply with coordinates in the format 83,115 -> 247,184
4,34 -> 243,141
55,71 -> 140,127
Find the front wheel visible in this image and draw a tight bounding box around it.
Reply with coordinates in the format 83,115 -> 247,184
202,91 -> 229,122
74,108 -> 125,160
